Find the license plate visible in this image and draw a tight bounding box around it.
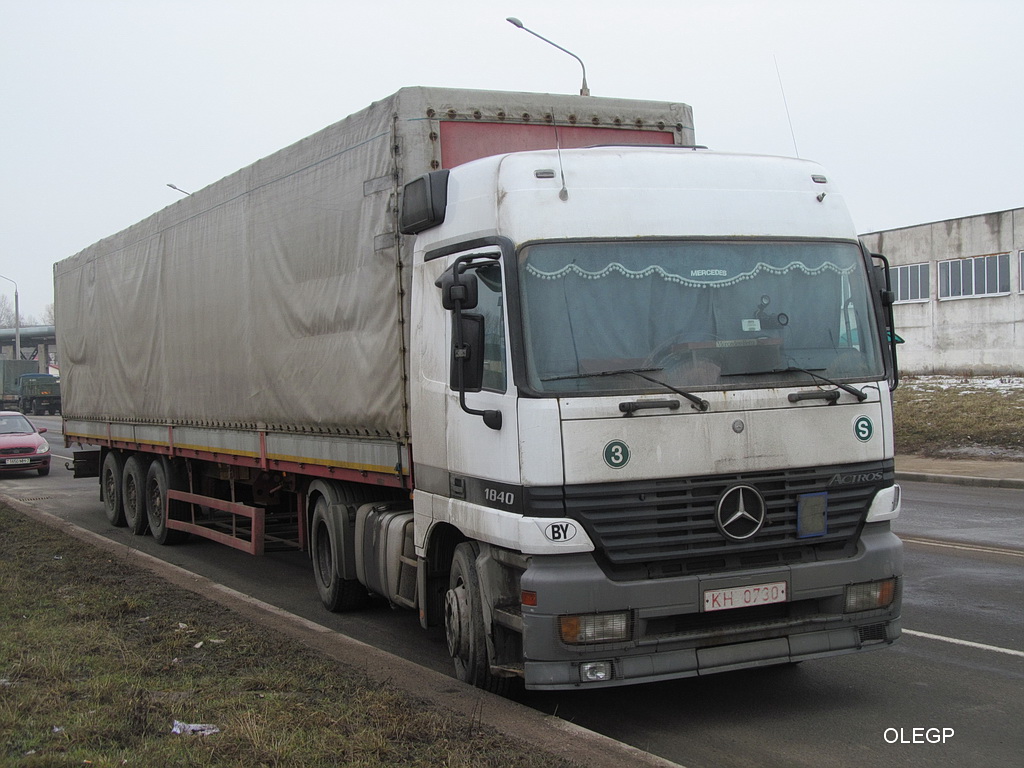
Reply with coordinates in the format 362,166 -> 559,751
5,458 -> 31,465
703,581 -> 787,612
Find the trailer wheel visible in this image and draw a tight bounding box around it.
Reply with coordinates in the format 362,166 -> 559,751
145,459 -> 189,545
122,455 -> 150,535
311,496 -> 368,611
445,541 -> 510,695
101,451 -> 127,526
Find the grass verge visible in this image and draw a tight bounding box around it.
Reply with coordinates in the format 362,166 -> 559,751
893,375 -> 1024,458
0,504 -> 574,768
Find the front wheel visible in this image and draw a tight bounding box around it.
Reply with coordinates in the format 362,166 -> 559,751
445,542 -> 510,695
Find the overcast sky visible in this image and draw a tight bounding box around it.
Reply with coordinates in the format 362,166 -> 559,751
2,0 -> 1021,321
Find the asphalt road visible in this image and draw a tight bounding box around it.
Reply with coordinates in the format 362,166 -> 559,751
3,415 -> 1022,768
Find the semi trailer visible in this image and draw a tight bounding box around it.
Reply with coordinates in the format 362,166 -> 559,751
56,86 -> 903,693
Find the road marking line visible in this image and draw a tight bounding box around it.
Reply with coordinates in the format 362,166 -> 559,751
905,629 -> 1024,658
901,536 -> 1024,559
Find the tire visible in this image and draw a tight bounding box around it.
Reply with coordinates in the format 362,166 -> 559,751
37,464 -> 50,477
445,541 -> 510,695
311,495 -> 368,611
101,452 -> 127,526
145,459 -> 189,545
122,455 -> 150,535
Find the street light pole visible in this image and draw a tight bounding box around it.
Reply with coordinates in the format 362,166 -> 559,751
0,273 -> 21,360
506,17 -> 591,96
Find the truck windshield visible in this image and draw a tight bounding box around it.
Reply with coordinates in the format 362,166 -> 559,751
518,240 -> 884,395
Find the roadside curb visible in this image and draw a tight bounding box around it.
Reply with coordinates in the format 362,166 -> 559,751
894,471 -> 1024,490
1,495 -> 683,768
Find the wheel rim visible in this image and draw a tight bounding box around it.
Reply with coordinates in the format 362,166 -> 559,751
148,479 -> 163,527
314,522 -> 332,586
445,579 -> 471,660
103,469 -> 117,508
125,476 -> 137,517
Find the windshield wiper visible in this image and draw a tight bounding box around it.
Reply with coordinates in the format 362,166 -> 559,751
543,367 -> 710,412
543,366 -> 664,382
723,366 -> 867,402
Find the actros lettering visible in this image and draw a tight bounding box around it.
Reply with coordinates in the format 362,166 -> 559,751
828,472 -> 883,487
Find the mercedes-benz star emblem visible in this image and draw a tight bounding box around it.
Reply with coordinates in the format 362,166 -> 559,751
715,485 -> 767,541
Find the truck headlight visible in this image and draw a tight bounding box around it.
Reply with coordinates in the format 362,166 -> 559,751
559,611 -> 631,645
845,578 -> 897,612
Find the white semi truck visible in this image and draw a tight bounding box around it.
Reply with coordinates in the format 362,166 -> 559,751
56,86 -> 903,693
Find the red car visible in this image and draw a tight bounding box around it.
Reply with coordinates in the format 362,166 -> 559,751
0,411 -> 51,476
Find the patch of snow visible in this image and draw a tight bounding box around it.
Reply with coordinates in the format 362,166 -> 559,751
900,375 -> 1024,395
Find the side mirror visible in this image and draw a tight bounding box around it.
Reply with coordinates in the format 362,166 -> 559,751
870,251 -> 900,390
452,314 -> 486,392
435,267 -> 478,310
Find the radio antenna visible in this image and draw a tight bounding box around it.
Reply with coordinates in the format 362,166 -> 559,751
774,55 -> 800,158
553,121 -> 569,201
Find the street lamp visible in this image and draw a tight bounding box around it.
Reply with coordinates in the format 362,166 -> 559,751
506,17 -> 591,96
167,183 -> 192,196
0,273 -> 20,361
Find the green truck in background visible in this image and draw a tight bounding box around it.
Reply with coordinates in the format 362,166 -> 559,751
17,373 -> 61,415
1,360 -> 37,409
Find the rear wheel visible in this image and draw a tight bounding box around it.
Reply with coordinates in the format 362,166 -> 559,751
101,452 -> 126,526
445,541 -> 510,695
122,455 -> 150,535
145,459 -> 189,545
311,496 -> 368,611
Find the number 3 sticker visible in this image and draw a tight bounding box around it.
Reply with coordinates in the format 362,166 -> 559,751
604,440 -> 631,468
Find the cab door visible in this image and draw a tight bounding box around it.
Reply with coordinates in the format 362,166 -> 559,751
410,246 -> 522,542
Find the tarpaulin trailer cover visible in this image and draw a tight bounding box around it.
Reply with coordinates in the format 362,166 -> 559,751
54,87 -> 692,441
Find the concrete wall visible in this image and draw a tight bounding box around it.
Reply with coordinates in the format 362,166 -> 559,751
862,208 -> 1023,375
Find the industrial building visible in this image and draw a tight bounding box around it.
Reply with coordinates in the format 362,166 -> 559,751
861,207 -> 1024,375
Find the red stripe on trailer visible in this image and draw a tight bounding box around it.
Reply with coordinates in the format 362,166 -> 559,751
439,121 -> 675,168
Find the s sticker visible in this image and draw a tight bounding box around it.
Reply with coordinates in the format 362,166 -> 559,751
854,416 -> 874,442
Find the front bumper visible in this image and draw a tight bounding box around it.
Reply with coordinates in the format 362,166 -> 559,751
1,454 -> 51,473
519,523 -> 902,690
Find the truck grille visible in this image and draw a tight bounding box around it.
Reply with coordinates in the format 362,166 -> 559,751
528,461 -> 893,580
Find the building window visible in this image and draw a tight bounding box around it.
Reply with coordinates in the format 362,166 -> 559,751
938,253 -> 1010,299
892,263 -> 930,302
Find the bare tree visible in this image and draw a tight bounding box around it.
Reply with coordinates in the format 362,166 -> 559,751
0,294 -> 14,328
0,294 -> 42,328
